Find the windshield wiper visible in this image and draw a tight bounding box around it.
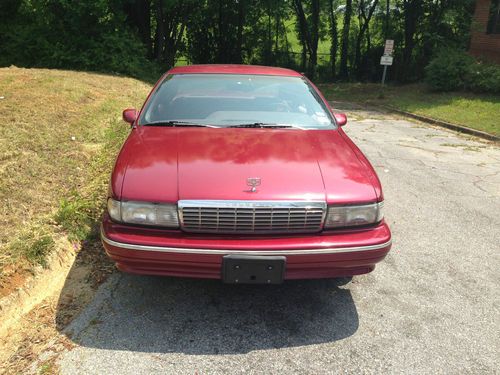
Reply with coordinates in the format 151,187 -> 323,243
227,122 -> 306,130
142,121 -> 219,128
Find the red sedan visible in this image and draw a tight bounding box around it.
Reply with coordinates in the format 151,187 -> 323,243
101,65 -> 391,284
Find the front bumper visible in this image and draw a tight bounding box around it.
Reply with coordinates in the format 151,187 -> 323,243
101,217 -> 392,280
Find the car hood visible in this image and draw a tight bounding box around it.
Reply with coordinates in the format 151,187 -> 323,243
114,127 -> 378,204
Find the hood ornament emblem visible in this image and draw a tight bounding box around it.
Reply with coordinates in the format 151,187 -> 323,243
246,177 -> 261,193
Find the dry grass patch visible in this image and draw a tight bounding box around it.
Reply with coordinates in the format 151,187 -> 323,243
0,67 -> 151,295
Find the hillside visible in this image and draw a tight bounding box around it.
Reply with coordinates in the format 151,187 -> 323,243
0,67 -> 152,296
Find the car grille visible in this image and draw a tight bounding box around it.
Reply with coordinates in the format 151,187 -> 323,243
179,200 -> 326,234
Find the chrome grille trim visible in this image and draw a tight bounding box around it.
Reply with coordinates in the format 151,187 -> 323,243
178,200 -> 327,234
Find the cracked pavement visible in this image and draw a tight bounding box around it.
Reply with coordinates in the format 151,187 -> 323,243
48,105 -> 499,374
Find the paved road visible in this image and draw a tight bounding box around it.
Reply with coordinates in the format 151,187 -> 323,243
56,106 -> 499,374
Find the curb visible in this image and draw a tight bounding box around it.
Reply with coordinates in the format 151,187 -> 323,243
379,105 -> 499,143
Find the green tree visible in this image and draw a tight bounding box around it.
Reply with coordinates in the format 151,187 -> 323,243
292,0 -> 322,78
339,0 -> 353,79
0,0 -> 479,83
327,0 -> 340,79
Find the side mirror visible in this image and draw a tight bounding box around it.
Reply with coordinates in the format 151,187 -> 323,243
123,108 -> 138,124
334,113 -> 347,127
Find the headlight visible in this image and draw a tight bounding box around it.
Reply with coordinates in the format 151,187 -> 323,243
107,198 -> 179,227
324,202 -> 384,228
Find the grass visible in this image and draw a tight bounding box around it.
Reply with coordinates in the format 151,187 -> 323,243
38,360 -> 58,375
0,67 -> 152,292
54,193 -> 95,242
8,225 -> 55,268
317,83 -> 500,136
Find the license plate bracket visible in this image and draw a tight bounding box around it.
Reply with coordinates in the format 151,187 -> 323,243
222,255 -> 286,284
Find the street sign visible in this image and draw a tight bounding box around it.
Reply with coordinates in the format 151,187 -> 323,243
384,39 -> 394,55
380,55 -> 393,66
381,40 -> 394,85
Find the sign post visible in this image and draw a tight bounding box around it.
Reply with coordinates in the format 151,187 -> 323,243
381,40 -> 394,85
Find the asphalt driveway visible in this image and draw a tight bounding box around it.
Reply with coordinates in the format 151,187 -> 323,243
55,105 -> 500,374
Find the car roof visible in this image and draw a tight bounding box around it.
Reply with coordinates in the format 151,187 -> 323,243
167,64 -> 303,77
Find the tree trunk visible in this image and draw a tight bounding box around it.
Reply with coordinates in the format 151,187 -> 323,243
293,0 -> 310,73
354,0 -> 379,78
165,20 -> 185,68
308,0 -> 320,79
217,0 -> 225,62
124,0 -> 152,58
153,0 -> 165,62
275,5 -> 280,53
301,43 -> 307,72
339,0 -> 352,79
328,0 -> 338,80
402,0 -> 421,81
293,0 -> 319,78
267,9 -> 272,64
236,0 -> 245,63
384,0 -> 390,40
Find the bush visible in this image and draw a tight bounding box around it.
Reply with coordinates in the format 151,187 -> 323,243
0,1 -> 161,81
425,49 -> 500,94
466,61 -> 500,94
424,49 -> 474,91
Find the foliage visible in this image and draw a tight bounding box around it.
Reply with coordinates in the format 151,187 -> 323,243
424,48 -> 474,91
466,61 -> 500,95
8,226 -> 55,268
0,0 -> 160,80
24,236 -> 55,268
0,0 -> 485,83
55,194 -> 95,242
425,49 -> 500,94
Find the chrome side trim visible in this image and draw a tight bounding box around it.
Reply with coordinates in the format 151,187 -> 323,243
100,228 -> 391,256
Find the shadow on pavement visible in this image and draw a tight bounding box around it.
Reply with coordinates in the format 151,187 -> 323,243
56,260 -> 359,355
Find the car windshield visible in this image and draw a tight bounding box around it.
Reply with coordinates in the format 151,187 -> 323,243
139,74 -> 335,129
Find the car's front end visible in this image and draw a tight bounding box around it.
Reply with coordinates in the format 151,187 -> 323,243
101,65 -> 391,284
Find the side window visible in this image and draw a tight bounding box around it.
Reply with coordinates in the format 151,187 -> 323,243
487,0 -> 500,34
